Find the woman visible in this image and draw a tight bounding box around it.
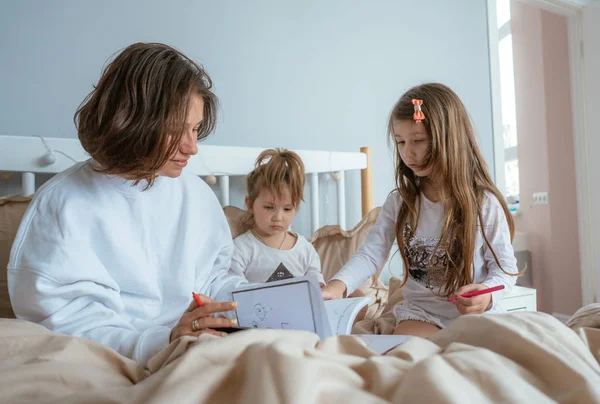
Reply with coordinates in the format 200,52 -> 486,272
8,42 -> 246,367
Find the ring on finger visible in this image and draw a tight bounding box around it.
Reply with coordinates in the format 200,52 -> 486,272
192,319 -> 200,332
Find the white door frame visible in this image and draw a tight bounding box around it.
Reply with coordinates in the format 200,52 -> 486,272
487,0 -> 596,306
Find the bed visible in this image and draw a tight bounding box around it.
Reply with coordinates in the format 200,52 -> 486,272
1,135 -> 599,403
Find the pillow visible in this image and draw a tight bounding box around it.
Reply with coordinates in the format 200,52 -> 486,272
222,205 -> 252,239
310,207 -> 382,282
0,195 -> 32,318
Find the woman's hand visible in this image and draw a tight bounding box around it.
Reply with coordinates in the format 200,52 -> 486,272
170,294 -> 238,342
321,280 -> 347,300
451,284 -> 492,315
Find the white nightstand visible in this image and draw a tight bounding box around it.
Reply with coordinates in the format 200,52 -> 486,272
500,286 -> 537,312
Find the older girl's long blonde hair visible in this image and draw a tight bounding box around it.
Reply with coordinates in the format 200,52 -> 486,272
390,83 -> 516,297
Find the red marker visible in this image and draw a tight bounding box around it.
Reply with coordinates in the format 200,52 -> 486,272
448,285 -> 505,302
192,292 -> 204,307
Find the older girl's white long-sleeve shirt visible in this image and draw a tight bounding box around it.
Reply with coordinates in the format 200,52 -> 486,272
331,191 -> 518,318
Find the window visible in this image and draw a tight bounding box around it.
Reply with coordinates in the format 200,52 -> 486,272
497,0 -> 511,27
497,0 -> 520,202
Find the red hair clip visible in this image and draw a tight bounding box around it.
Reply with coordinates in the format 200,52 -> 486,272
412,99 -> 425,123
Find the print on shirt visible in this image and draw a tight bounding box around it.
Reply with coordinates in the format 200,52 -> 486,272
266,263 -> 294,283
403,225 -> 455,289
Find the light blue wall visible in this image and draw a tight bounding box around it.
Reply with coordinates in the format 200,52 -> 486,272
0,0 -> 494,237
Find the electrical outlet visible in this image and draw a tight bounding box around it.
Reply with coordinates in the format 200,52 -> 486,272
533,192 -> 549,204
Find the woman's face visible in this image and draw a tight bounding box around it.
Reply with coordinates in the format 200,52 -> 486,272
157,94 -> 203,178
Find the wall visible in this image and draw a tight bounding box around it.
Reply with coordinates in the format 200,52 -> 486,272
542,9 -> 581,314
511,0 -> 581,314
583,0 -> 600,302
0,0 -> 495,237
511,0 -> 552,310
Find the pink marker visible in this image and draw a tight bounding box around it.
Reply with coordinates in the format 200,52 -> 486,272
448,285 -> 505,302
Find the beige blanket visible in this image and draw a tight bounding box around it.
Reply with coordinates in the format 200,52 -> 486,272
1,307 -> 600,403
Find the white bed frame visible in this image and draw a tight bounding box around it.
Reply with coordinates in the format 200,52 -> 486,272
0,135 -> 374,234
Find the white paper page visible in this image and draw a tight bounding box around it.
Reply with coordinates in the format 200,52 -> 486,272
232,277 -> 329,336
355,334 -> 411,354
323,297 -> 372,335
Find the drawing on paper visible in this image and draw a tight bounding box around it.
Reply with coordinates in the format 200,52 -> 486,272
254,303 -> 269,321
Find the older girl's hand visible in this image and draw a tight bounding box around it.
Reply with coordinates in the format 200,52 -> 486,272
451,284 -> 492,315
170,294 -> 238,342
321,280 -> 347,300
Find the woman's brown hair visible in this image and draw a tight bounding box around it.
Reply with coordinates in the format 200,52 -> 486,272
389,83 -> 517,297
245,148 -> 306,211
74,42 -> 218,187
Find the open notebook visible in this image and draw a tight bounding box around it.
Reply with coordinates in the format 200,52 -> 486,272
231,275 -> 372,338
